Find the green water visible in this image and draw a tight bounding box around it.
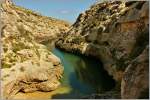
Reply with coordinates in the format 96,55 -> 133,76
51,48 -> 115,99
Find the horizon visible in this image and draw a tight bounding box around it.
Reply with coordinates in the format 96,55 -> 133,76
12,0 -> 97,23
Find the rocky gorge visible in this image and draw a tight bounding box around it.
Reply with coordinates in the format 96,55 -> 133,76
1,0 -> 69,99
56,1 -> 149,99
0,0 -> 149,99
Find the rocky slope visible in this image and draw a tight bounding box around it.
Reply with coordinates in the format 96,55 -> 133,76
56,1 -> 149,99
1,0 -> 70,99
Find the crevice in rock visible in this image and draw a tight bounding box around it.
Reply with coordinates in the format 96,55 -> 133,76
135,1 -> 145,10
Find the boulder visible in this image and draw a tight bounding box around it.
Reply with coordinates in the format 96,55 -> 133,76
1,60 -> 63,99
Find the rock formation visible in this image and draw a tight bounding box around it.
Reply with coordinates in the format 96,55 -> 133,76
1,0 -> 70,99
56,1 -> 149,99
121,46 -> 149,99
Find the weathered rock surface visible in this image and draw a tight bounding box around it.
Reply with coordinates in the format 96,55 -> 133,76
121,46 -> 149,99
1,0 -> 69,99
56,1 -> 149,99
2,60 -> 63,99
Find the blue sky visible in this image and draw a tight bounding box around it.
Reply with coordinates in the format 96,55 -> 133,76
12,0 -> 97,23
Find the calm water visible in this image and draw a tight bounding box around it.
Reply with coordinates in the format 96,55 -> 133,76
51,48 -> 115,99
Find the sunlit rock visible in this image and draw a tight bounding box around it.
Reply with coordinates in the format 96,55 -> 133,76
1,0 -> 69,99
56,1 -> 149,99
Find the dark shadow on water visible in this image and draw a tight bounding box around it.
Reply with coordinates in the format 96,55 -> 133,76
75,55 -> 116,91
51,48 -> 116,99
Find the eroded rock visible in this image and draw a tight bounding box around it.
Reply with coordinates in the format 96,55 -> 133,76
56,1 -> 149,99
1,0 -> 69,99
121,46 -> 149,99
2,60 -> 63,99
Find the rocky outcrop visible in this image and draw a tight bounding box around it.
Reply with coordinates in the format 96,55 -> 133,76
1,0 -> 69,99
121,46 -> 149,99
1,0 -> 69,49
2,60 -> 63,99
56,1 -> 149,99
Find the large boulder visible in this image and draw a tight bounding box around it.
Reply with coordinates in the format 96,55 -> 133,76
2,60 -> 63,99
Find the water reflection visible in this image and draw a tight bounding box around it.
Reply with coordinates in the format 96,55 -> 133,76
52,48 -> 115,98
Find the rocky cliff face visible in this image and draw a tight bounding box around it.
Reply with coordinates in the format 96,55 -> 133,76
121,45 -> 149,98
56,1 -> 149,99
1,0 -> 70,99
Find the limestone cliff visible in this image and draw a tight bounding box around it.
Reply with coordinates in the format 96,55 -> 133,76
1,0 -> 70,99
56,1 -> 149,99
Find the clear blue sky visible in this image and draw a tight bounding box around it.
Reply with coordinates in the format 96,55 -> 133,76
12,0 -> 97,23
